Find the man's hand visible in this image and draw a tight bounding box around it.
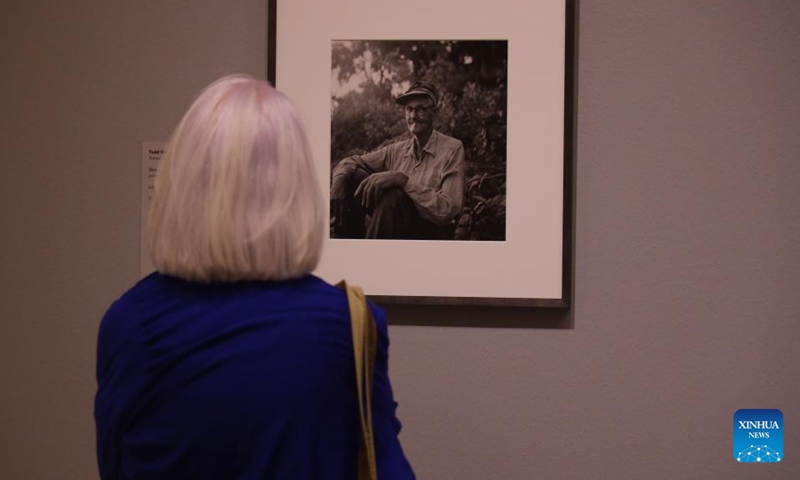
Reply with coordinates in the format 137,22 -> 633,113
354,171 -> 408,210
330,177 -> 349,228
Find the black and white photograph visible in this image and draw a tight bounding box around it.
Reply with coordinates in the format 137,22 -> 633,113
329,40 -> 508,241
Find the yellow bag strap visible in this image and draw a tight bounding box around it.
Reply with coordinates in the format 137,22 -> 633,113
338,281 -> 378,480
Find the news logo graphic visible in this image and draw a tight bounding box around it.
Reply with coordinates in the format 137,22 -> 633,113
733,409 -> 783,463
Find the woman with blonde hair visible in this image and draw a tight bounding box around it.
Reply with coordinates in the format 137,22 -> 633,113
94,75 -> 415,479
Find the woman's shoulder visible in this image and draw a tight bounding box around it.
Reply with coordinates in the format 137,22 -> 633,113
290,277 -> 388,325
103,273 -> 388,332
286,276 -> 389,331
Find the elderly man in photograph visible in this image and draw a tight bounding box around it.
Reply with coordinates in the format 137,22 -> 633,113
331,81 -> 466,240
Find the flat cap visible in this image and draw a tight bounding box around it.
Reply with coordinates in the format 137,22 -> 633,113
395,80 -> 440,107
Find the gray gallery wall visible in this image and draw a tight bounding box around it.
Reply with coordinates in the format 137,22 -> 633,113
1,1 -> 798,479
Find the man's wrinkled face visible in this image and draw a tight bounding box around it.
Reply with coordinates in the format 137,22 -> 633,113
404,97 -> 436,136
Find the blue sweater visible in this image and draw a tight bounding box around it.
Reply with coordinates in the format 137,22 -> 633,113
95,273 -> 415,479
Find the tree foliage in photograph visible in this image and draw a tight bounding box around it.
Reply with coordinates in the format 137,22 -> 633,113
331,40 -> 507,241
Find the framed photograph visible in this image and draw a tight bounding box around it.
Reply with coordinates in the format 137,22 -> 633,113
268,0 -> 575,307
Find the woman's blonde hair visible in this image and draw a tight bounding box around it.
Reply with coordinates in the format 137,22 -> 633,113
148,75 -> 324,282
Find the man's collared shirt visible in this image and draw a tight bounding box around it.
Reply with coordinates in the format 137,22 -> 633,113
333,130 -> 466,225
